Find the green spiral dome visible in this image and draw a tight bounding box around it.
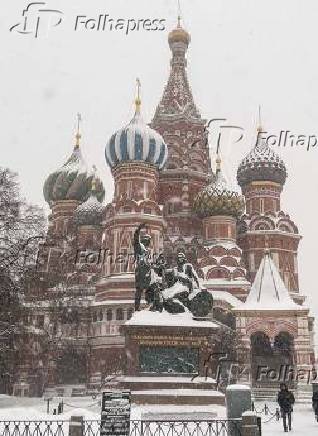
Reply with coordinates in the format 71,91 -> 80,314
43,146 -> 105,206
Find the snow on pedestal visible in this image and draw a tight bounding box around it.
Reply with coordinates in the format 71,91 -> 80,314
126,309 -> 218,328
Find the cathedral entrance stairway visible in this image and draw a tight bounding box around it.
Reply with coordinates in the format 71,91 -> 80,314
43,384 -> 87,398
117,376 -> 225,405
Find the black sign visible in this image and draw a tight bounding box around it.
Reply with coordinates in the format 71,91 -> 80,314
101,391 -> 131,436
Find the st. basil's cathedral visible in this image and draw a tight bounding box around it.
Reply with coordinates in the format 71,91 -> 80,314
9,20 -> 315,398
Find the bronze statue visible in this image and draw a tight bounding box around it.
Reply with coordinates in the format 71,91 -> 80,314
133,230 -> 213,318
174,252 -> 200,293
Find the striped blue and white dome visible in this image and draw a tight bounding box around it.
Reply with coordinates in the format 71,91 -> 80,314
105,102 -> 168,170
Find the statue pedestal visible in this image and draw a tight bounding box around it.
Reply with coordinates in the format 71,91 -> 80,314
119,310 -> 225,406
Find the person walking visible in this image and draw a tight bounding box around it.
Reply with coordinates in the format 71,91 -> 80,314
277,383 -> 295,432
312,389 -> 318,422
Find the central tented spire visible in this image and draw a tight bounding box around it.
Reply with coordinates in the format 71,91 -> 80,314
243,251 -> 300,310
152,19 -> 201,122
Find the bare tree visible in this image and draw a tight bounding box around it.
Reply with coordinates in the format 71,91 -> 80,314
0,167 -> 46,393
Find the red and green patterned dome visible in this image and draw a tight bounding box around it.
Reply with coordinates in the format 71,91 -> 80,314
194,158 -> 244,218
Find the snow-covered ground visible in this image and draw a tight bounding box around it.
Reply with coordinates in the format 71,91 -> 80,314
0,394 -> 225,421
0,395 -> 100,420
0,396 -> 317,435
258,401 -> 318,435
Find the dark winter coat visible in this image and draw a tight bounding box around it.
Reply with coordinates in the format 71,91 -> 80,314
313,391 -> 318,411
277,389 -> 295,413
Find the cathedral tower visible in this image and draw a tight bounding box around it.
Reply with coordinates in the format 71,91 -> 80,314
97,82 -> 168,301
152,19 -> 211,252
43,117 -> 104,239
193,156 -> 249,300
237,127 -> 302,303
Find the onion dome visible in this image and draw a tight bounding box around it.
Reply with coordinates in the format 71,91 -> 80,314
74,167 -> 104,226
237,128 -> 287,187
43,116 -> 105,206
168,17 -> 191,47
194,157 -> 245,218
105,80 -> 168,170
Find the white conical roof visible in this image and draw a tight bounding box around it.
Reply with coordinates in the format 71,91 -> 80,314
242,251 -> 301,310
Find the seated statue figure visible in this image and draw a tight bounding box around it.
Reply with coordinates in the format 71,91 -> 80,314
161,252 -> 200,313
146,253 -> 166,312
173,252 -> 200,293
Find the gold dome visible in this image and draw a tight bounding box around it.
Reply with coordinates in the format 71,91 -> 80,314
168,24 -> 191,46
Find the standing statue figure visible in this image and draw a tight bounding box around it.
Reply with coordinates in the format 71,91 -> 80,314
133,223 -> 152,311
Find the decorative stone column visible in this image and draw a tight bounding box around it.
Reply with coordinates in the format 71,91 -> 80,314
226,385 -> 252,436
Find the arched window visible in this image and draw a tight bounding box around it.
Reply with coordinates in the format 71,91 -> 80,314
116,308 -> 124,321
255,223 -> 269,231
251,332 -> 272,355
98,311 -> 103,321
106,309 -> 113,321
274,332 -> 294,356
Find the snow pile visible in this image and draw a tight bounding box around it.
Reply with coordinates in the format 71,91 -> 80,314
0,395 -> 226,422
117,376 -> 217,384
0,395 -> 99,420
60,148 -> 88,175
209,291 -> 242,307
126,310 -> 218,328
226,384 -> 251,391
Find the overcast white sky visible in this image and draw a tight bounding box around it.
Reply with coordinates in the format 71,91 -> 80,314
1,0 -> 318,344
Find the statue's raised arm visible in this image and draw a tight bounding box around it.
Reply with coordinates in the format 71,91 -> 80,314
134,223 -> 147,259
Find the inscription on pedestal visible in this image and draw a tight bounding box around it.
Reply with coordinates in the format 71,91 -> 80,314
131,334 -> 209,347
139,346 -> 199,374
